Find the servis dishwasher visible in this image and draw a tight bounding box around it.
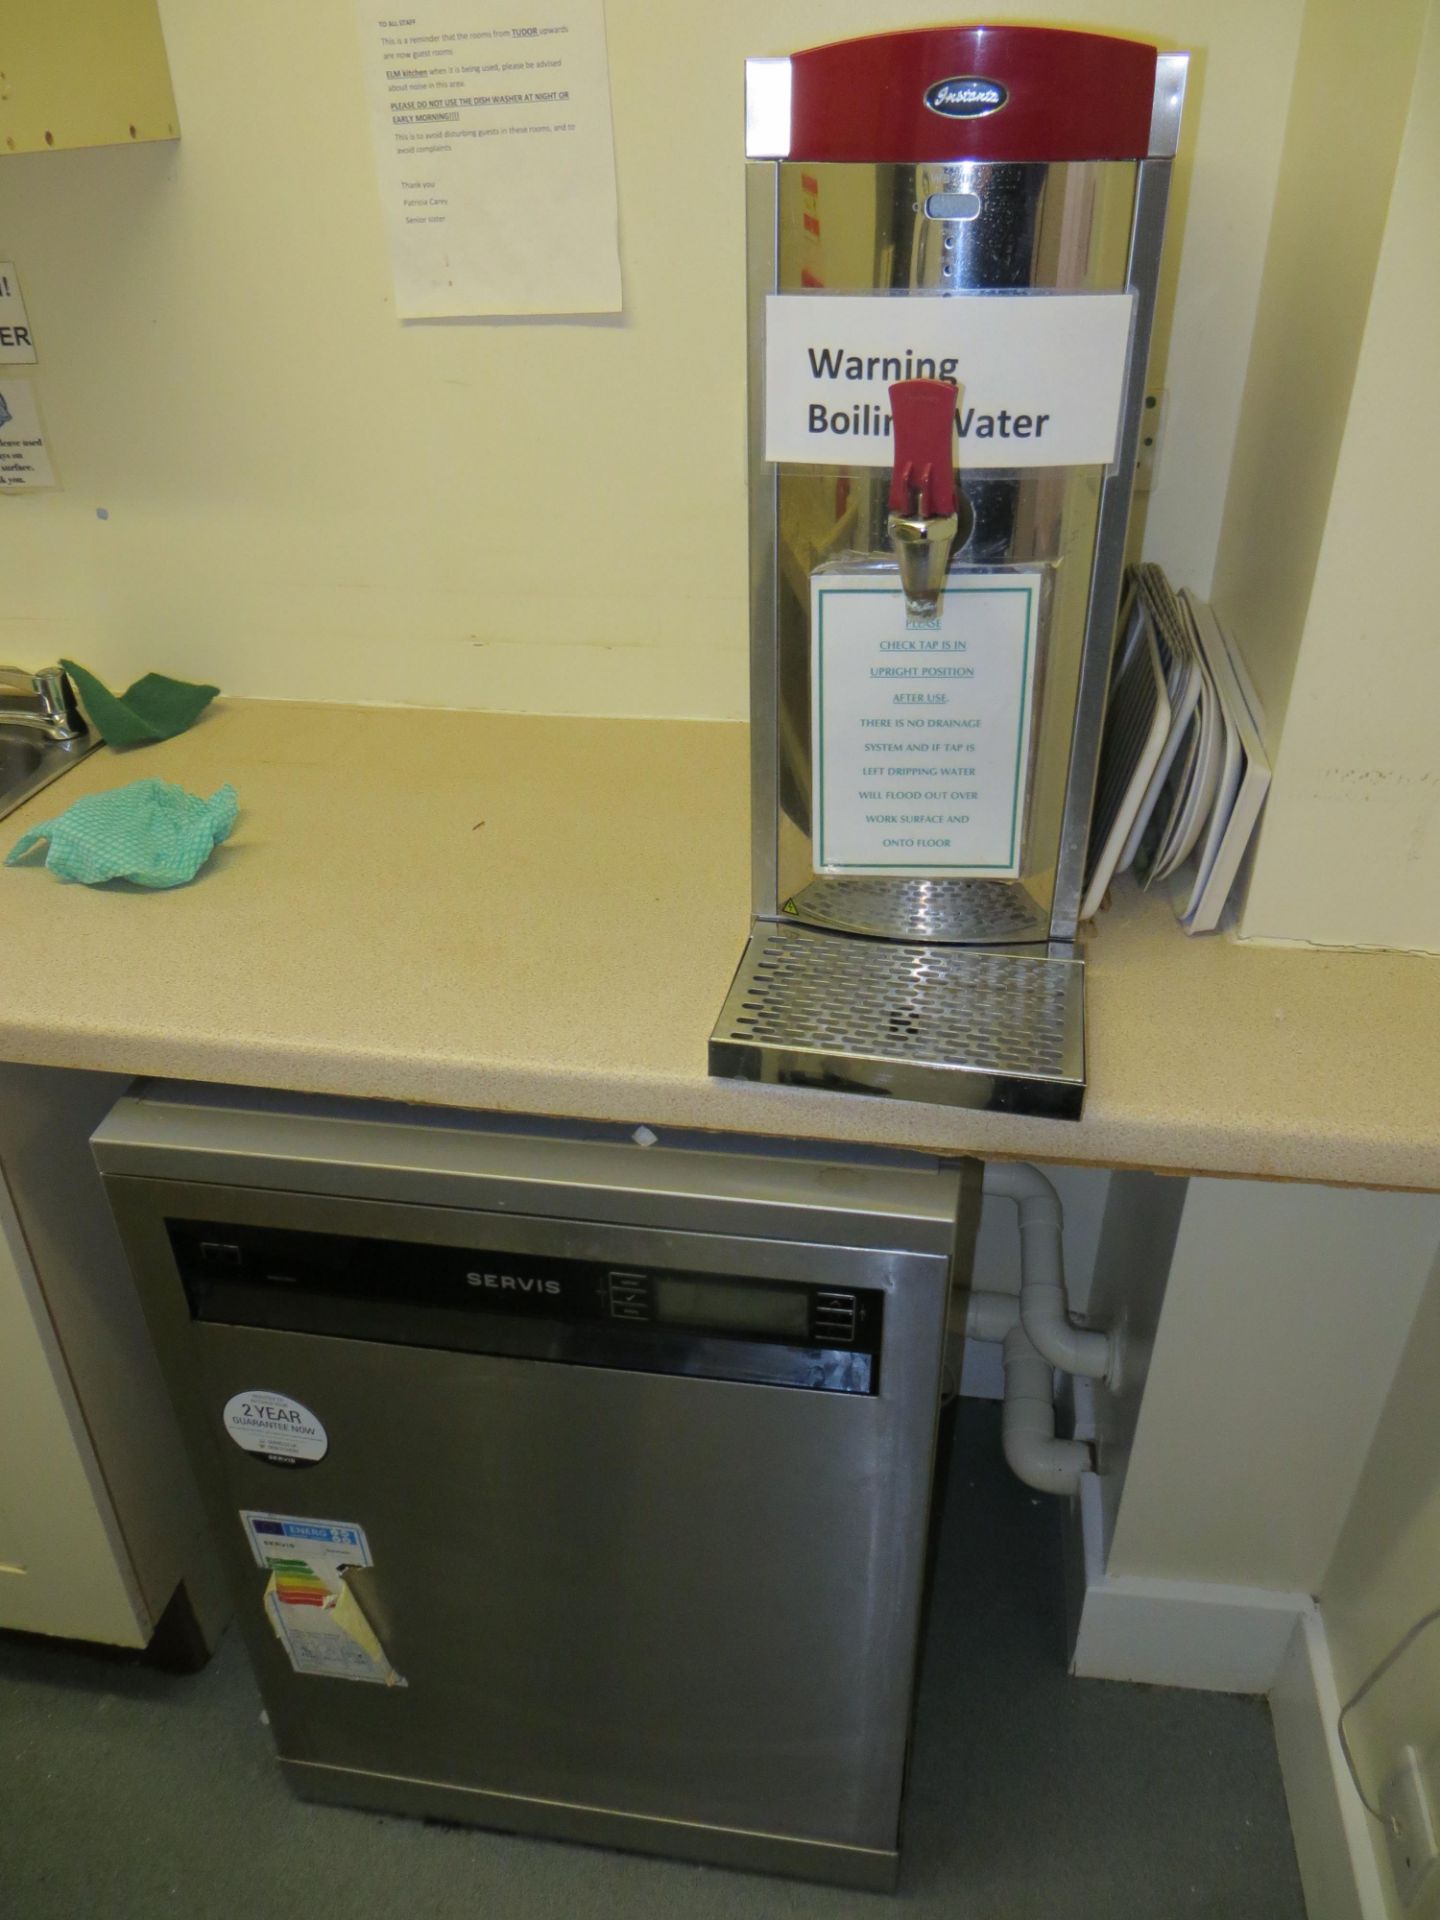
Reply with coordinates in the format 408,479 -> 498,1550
95,1081 -> 976,1889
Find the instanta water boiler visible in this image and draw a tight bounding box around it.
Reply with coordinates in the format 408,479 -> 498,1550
710,24 -> 1188,1117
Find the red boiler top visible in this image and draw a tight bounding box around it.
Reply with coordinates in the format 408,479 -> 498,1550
784,25 -> 1158,164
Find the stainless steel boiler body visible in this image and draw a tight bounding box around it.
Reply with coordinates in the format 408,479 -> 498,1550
711,28 -> 1188,1116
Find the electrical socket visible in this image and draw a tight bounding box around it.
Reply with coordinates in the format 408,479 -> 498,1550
1381,1746 -> 1440,1907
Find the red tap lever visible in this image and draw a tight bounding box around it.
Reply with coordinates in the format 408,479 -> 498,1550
887,379 -> 961,614
888,379 -> 958,518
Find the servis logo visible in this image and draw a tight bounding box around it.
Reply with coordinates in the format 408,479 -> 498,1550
923,76 -> 1008,119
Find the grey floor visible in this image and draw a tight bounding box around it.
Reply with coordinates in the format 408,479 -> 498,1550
0,1402 -> 1306,1919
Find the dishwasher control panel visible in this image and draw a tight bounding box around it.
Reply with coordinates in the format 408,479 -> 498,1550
603,1266 -> 865,1345
168,1219 -> 886,1395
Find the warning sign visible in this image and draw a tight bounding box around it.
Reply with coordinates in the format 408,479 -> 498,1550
0,265 -> 37,364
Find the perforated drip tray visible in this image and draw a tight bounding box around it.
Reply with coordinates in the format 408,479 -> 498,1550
709,921 -> 1085,1118
791,875 -> 1050,945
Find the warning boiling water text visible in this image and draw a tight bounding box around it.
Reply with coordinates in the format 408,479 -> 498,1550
766,292 -> 1134,471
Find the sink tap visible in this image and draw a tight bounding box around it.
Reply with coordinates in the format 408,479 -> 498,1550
0,666 -> 86,741
886,379 -> 971,616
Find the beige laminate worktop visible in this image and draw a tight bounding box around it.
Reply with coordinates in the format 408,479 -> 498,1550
1,700 -> 1435,1191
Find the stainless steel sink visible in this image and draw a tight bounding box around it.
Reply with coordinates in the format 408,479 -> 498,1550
0,666 -> 102,820
0,726 -> 101,820
0,732 -> 49,786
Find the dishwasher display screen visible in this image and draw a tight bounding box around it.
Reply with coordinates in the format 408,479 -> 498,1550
651,1276 -> 810,1337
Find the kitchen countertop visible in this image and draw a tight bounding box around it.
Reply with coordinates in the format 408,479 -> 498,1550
1,699 -> 1435,1192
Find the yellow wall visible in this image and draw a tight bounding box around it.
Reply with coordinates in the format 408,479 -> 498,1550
1209,0 -> 1428,741
0,0 -> 1300,717
1239,0 -> 1440,950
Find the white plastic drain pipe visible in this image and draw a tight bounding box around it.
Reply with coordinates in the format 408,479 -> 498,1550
964,1287 -> 1020,1345
980,1162 -> 1116,1384
952,1162 -> 1120,1496
1002,1325 -> 1092,1496
960,1288 -> 1093,1494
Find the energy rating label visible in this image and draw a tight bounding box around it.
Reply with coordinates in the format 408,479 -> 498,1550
241,1513 -> 371,1575
240,1511 -> 405,1687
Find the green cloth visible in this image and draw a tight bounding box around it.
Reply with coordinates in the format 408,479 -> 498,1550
60,660 -> 219,746
6,778 -> 238,888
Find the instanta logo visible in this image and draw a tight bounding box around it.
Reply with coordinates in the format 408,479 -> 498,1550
923,76 -> 1008,119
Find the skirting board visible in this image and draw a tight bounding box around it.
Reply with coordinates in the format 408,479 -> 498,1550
1071,1488 -> 1392,1916
1071,1478 -> 1311,1694
1271,1610 -> 1391,1920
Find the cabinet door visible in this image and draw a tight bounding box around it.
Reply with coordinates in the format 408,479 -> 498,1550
0,0 -> 178,154
0,1166 -> 146,1644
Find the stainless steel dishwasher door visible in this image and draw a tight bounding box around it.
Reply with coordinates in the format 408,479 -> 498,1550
101,1145 -> 959,1891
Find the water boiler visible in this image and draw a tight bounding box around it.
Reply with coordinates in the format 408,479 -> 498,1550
710,25 -> 1188,1117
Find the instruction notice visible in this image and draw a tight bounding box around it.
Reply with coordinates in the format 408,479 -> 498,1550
0,378 -> 55,489
811,571 -> 1040,877
355,0 -> 622,317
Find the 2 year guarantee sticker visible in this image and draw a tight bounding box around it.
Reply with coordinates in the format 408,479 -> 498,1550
222,1390 -> 329,1469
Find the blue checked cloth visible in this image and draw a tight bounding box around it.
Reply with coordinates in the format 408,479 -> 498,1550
7,778 -> 238,888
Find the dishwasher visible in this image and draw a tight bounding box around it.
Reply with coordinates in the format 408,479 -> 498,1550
95,1082 -> 975,1890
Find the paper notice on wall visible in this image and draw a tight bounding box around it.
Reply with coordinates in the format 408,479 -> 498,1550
811,569 -> 1040,877
0,379 -> 56,489
354,0 -> 622,318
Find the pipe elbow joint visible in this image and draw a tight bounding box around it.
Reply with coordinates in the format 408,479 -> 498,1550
982,1160 -> 1058,1209
1019,1288 -> 1112,1383
983,1160 -> 1117,1384
1002,1427 -> 1090,1497
1000,1325 -> 1093,1497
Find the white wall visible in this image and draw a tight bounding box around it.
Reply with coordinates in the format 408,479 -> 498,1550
1239,0 -> 1440,951
0,0 -> 1301,717
1320,1246 -> 1440,1920
1105,1178 -> 1440,1594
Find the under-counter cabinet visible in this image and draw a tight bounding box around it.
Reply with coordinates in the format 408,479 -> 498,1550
0,1169 -> 144,1640
0,1066 -> 223,1654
